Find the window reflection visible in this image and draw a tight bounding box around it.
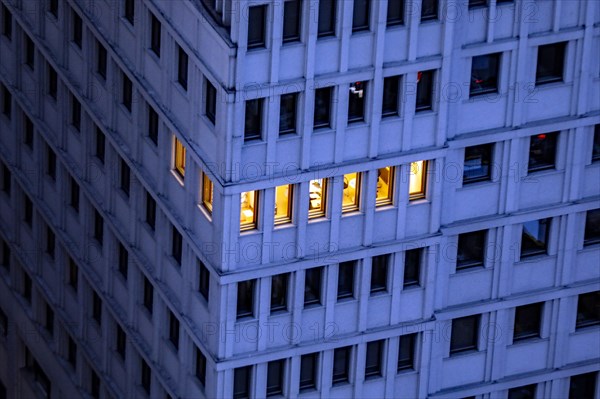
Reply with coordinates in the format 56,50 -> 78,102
240,191 -> 258,231
376,167 -> 394,206
274,184 -> 293,225
342,172 -> 360,213
409,161 -> 427,200
174,137 -> 186,178
308,179 -> 327,218
202,173 -> 214,213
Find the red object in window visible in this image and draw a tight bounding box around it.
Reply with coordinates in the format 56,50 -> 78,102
537,134 -> 546,139
417,72 -> 422,82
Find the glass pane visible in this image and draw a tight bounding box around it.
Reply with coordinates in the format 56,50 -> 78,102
283,0 -> 301,42
470,53 -> 499,95
240,191 -> 258,231
275,185 -> 293,224
202,173 -> 214,213
318,0 -> 336,37
376,167 -> 394,206
521,219 -> 549,256
270,273 -> 288,312
308,179 -> 327,218
409,161 -> 426,199
279,93 -> 297,134
528,133 -> 557,171
174,138 -> 186,177
314,88 -> 331,128
342,173 -> 360,212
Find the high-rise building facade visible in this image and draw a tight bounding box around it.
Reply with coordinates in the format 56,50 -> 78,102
0,0 -> 599,398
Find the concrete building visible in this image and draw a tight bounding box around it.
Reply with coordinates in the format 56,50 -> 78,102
0,0 -> 599,398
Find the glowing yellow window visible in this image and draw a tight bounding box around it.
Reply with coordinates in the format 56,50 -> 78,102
308,179 -> 327,219
240,191 -> 258,231
274,184 -> 293,225
174,137 -> 186,179
342,172 -> 361,213
376,166 -> 394,206
409,161 -> 427,200
202,172 -> 214,213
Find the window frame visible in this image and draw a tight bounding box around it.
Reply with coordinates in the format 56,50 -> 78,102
376,166 -> 395,207
308,178 -> 328,219
96,40 -> 107,80
583,209 -> 600,246
205,80 -> 217,124
415,70 -> 434,112
270,273 -> 289,313
299,353 -> 317,391
456,230 -> 486,270
520,218 -> 550,258
397,333 -> 417,372
528,132 -> 558,172
314,87 -> 333,129
279,92 -> 298,135
342,172 -> 361,213
420,0 -> 438,21
198,260 -> 210,301
575,291 -> 600,329
248,5 -> 267,49
274,184 -> 293,225
177,45 -> 189,90
332,346 -> 351,385
171,227 -> 183,265
233,366 -> 251,399
72,10 -> 83,48
304,267 -> 323,307
124,0 -> 135,25
370,254 -> 389,294
386,0 -> 404,26
365,340 -> 384,379
469,52 -> 500,97
240,190 -> 259,231
337,260 -> 355,300
244,98 -> 263,141
403,248 -> 422,288
409,160 -> 427,200
150,13 -> 161,57
535,42 -> 566,85
463,143 -> 493,183
382,75 -> 400,117
173,137 -> 186,179
513,302 -> 543,342
266,359 -> 284,396
236,279 -> 256,319
352,0 -> 370,32
282,0 -> 301,43
317,0 -> 336,38
348,81 -> 366,124
202,172 -> 215,214
449,315 -> 480,355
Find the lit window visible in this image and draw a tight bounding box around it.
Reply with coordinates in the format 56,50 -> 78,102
342,172 -> 360,213
308,179 -> 327,219
202,172 -> 214,213
240,191 -> 258,231
376,167 -> 394,206
274,184 -> 293,225
409,161 -> 427,200
173,137 -> 186,178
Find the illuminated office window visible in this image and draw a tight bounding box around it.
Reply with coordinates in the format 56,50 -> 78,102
202,173 -> 214,213
274,184 -> 293,225
308,179 -> 327,219
240,191 -> 258,231
376,167 -> 394,206
409,161 -> 427,200
342,172 -> 361,213
173,137 -> 186,179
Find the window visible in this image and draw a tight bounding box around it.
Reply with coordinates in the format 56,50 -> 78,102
1,239 -> 10,269
23,115 -> 34,150
536,42 -> 566,85
22,272 -> 32,303
25,35 -> 35,69
576,291 -> 600,329
244,99 -> 263,141
299,353 -> 317,391
382,76 -> 400,117
409,161 -> 427,200
67,335 -> 77,368
95,127 -> 105,164
72,10 -> 82,48
68,257 -> 78,292
456,230 -> 486,270
337,261 -> 355,300
148,105 -> 159,144
172,227 -> 183,265
177,45 -> 188,90
569,372 -> 597,399
376,166 -> 394,206
403,248 -> 421,288
233,366 -> 251,399
248,5 -> 266,49
266,360 -> 284,396
463,144 -> 493,183
584,209 -> 600,246
46,227 -> 55,259
513,302 -> 542,341
273,184 -> 293,224
348,82 -> 365,123
240,191 -> 258,231
143,277 -> 153,314
468,0 -> 487,8
1,84 -> 11,119
116,325 -> 126,360
450,315 -> 479,354
332,346 -> 350,384
44,303 -> 54,336
122,73 -> 132,111
352,0 -> 370,32
71,95 -> 81,131
2,4 -> 12,40
398,333 -> 416,371
592,125 -> 600,162
0,307 -> 6,337
173,137 -> 186,178
124,0 -> 135,24
304,267 -> 322,307
145,191 -> 156,230
416,70 -> 434,111
470,53 -> 500,96
237,279 -> 255,319
141,358 -> 151,394
49,0 -> 58,18
508,384 -> 536,399
528,132 -> 557,172
150,13 -> 161,56
371,254 -> 389,294
118,242 -> 128,279
168,310 -> 180,349
91,370 -> 100,399
48,65 -> 58,100
342,172 -> 361,213
96,41 -> 107,79
93,209 -> 104,245
24,196 -> 33,227
387,0 -> 404,26
120,159 -> 130,196
521,218 -> 550,258
199,260 -> 210,301
283,0 -> 301,43
205,80 -> 217,124
318,0 -> 336,37
313,87 -> 332,129
279,93 -> 297,135
1,163 -> 10,196
196,348 -> 207,385
420,0 -> 438,21
92,291 -> 102,325
200,172 -> 214,214
270,273 -> 288,312
308,178 -> 327,218
365,340 -> 383,378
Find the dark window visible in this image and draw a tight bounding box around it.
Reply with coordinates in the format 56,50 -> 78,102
382,76 -> 400,117
365,340 -> 383,378
44,303 -> 54,336
92,127 -> 105,164
71,95 -> 81,131
22,272 -> 32,302
304,267 -> 322,307
267,360 -> 284,396
416,70 -> 433,111
124,0 -> 135,24
168,311 -> 180,349
592,125 -> 600,162
584,209 -> 600,246
97,41 -> 107,79
387,0 -> 404,26
348,81 -> 365,123
233,366 -> 251,399
150,13 -> 161,57
299,353 -> 317,391
508,384 -> 536,399
398,333 -> 416,371
177,46 -> 188,90
67,335 -> 77,368
521,218 -> 550,258
279,93 -> 297,135
72,10 -> 82,48
470,53 -> 500,96
371,254 -> 389,294
24,196 -> 33,227
248,5 -> 266,49
143,277 -> 153,314
122,74 -> 132,111
456,230 -> 486,270
196,348 -> 207,385
2,4 -> 12,40
576,291 -> 600,329
337,261 -> 355,300
569,372 -> 597,399
536,42 -> 566,85
0,307 -> 7,336
49,0 -> 58,18
513,302 -> 542,341
528,132 -> 557,172
1,163 -> 11,195
352,0 -> 370,32
2,84 -> 11,119
205,80 -> 217,124
199,260 -> 210,301
318,0 -> 336,37
332,346 -> 350,384
120,159 -> 130,196
92,291 -> 102,325
68,258 -> 78,292
118,242 -> 128,279
172,228 -> 182,265
48,65 -> 58,100
145,191 -> 156,230
237,279 -> 255,318
314,87 -> 332,129
91,370 -> 100,399
469,0 -> 487,8
283,0 -> 301,43
116,324 -> 126,359
1,239 -> 10,269
93,209 -> 104,245
25,36 -> 35,69
270,273 -> 288,312
141,358 -> 151,394
148,105 -> 159,144
421,0 -> 438,21
46,227 -> 55,259
23,115 -> 34,150
70,177 -> 80,212
403,249 -> 421,288
244,99 -> 263,141
450,315 -> 479,354
463,144 -> 493,183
